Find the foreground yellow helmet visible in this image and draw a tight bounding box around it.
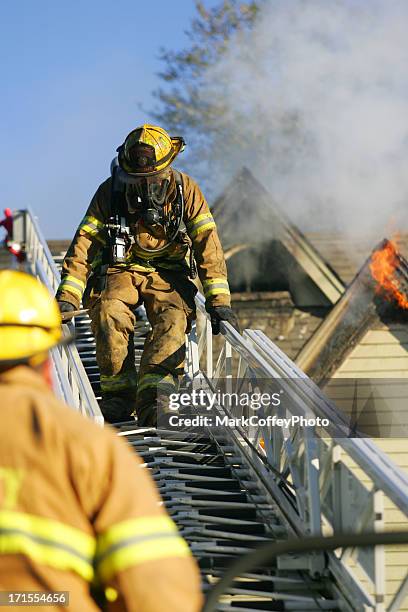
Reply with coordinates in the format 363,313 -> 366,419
0,270 -> 62,363
117,124 -> 185,177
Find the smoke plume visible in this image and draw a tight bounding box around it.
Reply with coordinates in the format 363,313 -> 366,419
201,0 -> 408,240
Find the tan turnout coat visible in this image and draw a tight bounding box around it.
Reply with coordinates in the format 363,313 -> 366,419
0,366 -> 202,611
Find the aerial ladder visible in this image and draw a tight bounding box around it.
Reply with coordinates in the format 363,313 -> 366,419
4,208 -> 408,612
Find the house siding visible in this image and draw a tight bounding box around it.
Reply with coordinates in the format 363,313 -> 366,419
325,324 -> 408,610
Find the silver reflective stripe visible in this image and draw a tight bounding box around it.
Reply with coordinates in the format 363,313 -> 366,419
61,279 -> 83,292
95,531 -> 177,565
188,215 -> 214,230
80,216 -> 104,230
205,282 -> 228,291
0,527 -> 92,565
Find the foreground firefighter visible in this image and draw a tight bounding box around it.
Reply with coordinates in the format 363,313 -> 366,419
56,124 -> 237,424
0,270 -> 202,611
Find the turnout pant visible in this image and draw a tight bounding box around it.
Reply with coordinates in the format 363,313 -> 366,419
88,268 -> 197,425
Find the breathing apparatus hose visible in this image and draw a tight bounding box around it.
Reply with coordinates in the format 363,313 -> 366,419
202,530 -> 408,612
134,181 -> 185,255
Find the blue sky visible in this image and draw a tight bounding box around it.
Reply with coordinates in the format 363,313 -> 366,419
0,0 -> 218,238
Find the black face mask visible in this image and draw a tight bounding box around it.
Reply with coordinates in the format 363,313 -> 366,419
125,172 -> 171,228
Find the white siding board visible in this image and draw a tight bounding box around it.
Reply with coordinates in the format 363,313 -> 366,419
351,343 -> 408,358
322,322 -> 408,604
336,357 -> 408,373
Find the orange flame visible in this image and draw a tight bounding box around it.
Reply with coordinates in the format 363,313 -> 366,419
369,239 -> 408,309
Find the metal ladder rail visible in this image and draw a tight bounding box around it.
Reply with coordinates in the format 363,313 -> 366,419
191,293 -> 408,610
244,328 -> 408,513
193,292 -> 408,518
11,209 -> 103,422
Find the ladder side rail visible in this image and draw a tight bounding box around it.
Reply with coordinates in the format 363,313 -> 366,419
191,294 -> 408,609
192,293 -> 331,537
194,293 -> 408,516
244,328 -> 408,514
12,210 -> 103,423
195,373 -> 375,611
34,256 -> 103,423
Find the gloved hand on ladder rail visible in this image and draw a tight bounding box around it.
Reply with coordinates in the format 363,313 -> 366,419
58,301 -> 76,312
207,306 -> 240,335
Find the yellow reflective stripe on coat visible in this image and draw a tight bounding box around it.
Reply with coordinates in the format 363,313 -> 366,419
137,373 -> 177,394
0,510 -> 95,581
79,216 -> 106,244
58,275 -> 86,299
186,212 -> 213,230
187,213 -> 216,238
79,215 -> 104,234
203,278 -> 230,298
96,516 -> 190,583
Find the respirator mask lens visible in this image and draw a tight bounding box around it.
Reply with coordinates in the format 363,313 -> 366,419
147,173 -> 171,205
125,170 -> 171,212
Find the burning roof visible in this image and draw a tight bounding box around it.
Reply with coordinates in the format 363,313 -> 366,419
304,232 -> 408,285
296,239 -> 408,382
370,239 -> 408,310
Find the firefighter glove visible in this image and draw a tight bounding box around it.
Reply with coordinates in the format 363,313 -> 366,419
57,301 -> 76,315
207,306 -> 240,335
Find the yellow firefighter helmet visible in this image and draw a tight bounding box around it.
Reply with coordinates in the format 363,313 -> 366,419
0,270 -> 62,363
117,124 -> 185,177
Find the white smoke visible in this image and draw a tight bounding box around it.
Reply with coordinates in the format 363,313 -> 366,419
201,0 -> 408,239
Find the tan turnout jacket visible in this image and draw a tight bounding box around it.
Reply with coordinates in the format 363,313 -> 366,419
0,366 -> 202,612
57,171 -> 230,310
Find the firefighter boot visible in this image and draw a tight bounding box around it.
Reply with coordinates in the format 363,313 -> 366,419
100,391 -> 137,424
